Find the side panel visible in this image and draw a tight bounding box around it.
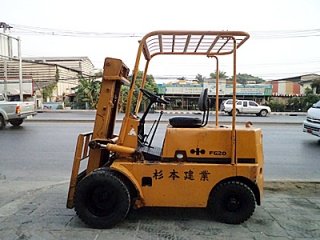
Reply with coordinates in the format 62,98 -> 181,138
236,128 -> 263,162
112,161 -> 236,207
236,128 -> 264,199
162,127 -> 232,162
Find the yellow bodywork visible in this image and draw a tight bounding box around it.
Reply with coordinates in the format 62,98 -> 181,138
109,124 -> 264,208
112,161 -> 237,207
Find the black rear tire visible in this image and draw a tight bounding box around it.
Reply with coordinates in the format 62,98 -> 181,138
208,181 -> 256,224
74,169 -> 131,229
9,119 -> 23,126
228,109 -> 239,116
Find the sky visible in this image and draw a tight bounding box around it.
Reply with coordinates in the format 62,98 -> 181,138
1,0 -> 320,81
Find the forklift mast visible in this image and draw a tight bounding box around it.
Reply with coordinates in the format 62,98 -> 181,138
86,57 -> 130,173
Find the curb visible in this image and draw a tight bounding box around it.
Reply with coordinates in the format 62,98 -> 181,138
25,119 -> 304,125
36,109 -> 307,116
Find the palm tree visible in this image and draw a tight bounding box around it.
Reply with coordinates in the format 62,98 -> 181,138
311,78 -> 320,94
195,74 -> 205,83
74,76 -> 101,109
210,71 -> 228,79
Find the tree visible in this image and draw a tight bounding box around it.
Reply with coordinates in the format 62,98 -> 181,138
42,83 -> 57,102
195,74 -> 205,83
210,71 -> 228,79
302,87 -> 320,111
311,79 -> 320,94
120,70 -> 158,112
235,73 -> 265,85
74,76 -> 101,109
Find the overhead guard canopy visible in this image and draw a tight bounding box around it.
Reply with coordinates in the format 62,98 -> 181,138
139,30 -> 250,60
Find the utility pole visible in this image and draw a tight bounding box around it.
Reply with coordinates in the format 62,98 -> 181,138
0,22 -> 11,97
0,22 -> 23,101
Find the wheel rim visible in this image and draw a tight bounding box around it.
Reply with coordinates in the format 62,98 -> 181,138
86,185 -> 118,217
225,196 -> 241,212
223,194 -> 242,212
261,110 -> 267,116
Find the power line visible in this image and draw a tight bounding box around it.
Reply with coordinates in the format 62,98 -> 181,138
7,23 -> 320,39
252,29 -> 320,39
10,24 -> 142,38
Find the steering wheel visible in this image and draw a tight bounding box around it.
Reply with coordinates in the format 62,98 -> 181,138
140,88 -> 170,105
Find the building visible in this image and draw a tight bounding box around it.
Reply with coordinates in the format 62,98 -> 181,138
269,74 -> 320,96
157,79 -> 272,110
23,56 -> 94,76
0,56 -> 95,108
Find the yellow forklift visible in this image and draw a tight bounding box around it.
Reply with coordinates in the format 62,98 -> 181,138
67,30 -> 264,228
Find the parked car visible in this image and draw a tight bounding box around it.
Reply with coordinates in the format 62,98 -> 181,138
303,100 -> 320,138
221,99 -> 271,117
0,93 -> 37,129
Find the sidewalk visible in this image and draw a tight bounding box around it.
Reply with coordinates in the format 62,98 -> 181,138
0,181 -> 319,239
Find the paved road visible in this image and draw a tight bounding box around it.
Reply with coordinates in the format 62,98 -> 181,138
1,121 -> 319,182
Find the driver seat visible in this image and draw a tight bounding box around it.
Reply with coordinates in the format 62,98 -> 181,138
169,88 -> 209,128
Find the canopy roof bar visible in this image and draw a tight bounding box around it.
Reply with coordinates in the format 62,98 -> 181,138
194,35 -> 204,52
217,37 -> 231,53
184,35 -> 191,52
158,34 -> 163,53
141,30 -> 249,60
171,35 -> 175,52
207,35 -> 220,53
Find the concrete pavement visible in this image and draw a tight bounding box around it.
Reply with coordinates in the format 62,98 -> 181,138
0,181 -> 319,240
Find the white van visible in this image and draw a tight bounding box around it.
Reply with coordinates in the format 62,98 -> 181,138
303,100 -> 320,138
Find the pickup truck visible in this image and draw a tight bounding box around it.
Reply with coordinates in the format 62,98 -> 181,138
221,99 -> 271,117
0,93 -> 37,129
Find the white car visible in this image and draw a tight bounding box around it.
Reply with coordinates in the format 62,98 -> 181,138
303,100 -> 320,138
221,99 -> 271,117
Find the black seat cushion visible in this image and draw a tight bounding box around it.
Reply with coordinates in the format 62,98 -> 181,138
169,117 -> 202,128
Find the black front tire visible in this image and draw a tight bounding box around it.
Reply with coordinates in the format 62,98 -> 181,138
9,119 -> 23,126
259,109 -> 268,117
208,181 -> 256,224
0,115 -> 6,130
74,169 -> 131,229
